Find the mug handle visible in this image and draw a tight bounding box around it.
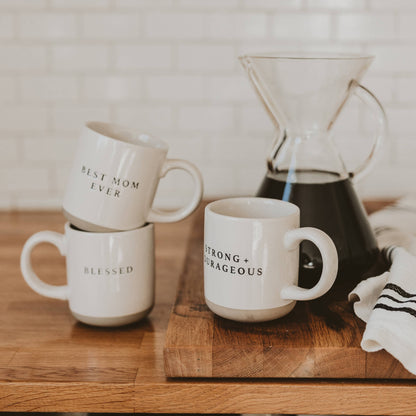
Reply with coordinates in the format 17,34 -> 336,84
147,159 -> 203,223
280,227 -> 338,301
20,231 -> 69,300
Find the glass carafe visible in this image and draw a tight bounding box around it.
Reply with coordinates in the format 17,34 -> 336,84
239,53 -> 387,292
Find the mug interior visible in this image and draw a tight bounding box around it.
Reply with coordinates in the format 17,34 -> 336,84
207,197 -> 299,219
86,121 -> 168,150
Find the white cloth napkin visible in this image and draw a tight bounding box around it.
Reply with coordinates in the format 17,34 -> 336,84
349,195 -> 416,375
369,194 -> 416,256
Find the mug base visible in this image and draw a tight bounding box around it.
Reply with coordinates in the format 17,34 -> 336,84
71,305 -> 153,327
63,209 -> 118,233
205,299 -> 296,322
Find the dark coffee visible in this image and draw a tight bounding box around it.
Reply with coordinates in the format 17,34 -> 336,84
257,170 -> 379,293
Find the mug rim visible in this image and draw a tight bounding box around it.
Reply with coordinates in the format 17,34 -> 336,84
65,222 -> 154,236
206,197 -> 299,221
85,121 -> 169,152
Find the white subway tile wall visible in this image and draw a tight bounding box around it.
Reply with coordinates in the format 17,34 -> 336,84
1,0 -> 415,209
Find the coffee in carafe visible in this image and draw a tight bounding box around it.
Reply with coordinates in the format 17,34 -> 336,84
258,170 -> 379,291
240,53 -> 387,291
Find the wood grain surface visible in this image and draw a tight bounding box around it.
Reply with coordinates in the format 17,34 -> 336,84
0,210 -> 193,412
164,200 -> 415,379
1,203 -> 416,415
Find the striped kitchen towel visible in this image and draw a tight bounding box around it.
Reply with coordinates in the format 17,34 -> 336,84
369,194 -> 416,256
349,195 -> 416,375
349,248 -> 416,375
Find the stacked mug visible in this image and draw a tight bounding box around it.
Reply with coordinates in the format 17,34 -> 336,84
20,121 -> 203,327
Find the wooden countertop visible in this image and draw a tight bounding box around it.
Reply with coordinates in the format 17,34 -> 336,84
1,202 -> 416,415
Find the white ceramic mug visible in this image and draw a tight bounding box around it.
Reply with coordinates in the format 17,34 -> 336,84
63,121 -> 203,232
20,223 -> 155,327
204,197 -> 338,322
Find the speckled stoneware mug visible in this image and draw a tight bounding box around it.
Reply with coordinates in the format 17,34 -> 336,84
204,197 -> 338,322
63,121 -> 203,232
20,222 -> 154,327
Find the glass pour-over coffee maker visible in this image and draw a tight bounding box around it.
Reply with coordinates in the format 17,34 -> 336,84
239,53 -> 387,291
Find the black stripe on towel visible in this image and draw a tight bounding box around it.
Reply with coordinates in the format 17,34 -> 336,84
379,294 -> 416,305
374,303 -> 416,318
384,283 -> 416,299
